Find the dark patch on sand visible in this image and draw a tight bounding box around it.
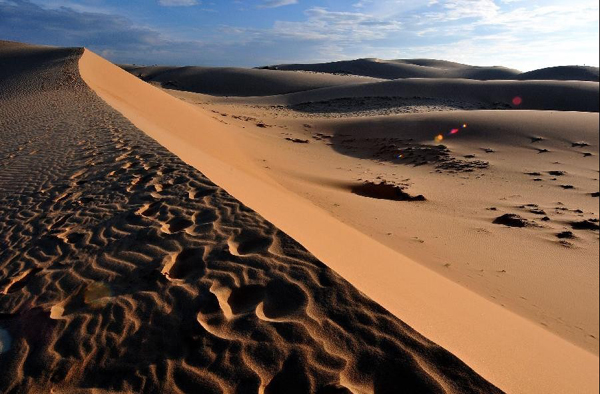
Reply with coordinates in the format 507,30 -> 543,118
493,214 -> 534,228
571,219 -> 600,231
351,181 -> 426,202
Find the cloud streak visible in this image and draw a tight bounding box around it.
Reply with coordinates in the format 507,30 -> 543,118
257,0 -> 298,8
158,0 -> 199,6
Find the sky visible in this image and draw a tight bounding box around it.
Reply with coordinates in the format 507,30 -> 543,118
0,0 -> 598,71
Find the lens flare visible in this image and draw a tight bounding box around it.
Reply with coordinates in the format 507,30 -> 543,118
434,134 -> 444,143
449,128 -> 459,135
512,96 -> 523,106
0,328 -> 11,354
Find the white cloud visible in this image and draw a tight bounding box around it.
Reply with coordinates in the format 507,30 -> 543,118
477,3 -> 599,33
423,0 -> 500,21
353,0 -> 373,8
158,0 -> 199,6
269,7 -> 402,41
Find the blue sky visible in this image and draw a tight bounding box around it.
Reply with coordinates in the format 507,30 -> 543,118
1,0 -> 598,70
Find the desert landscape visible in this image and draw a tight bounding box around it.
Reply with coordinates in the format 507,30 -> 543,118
0,20 -> 598,394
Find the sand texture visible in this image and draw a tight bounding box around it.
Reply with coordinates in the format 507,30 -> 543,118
0,42 -> 505,393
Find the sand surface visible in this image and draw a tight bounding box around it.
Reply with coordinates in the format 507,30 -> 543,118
84,49 -> 599,393
0,41 -> 511,393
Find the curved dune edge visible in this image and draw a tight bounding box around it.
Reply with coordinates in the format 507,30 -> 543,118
79,49 -> 599,394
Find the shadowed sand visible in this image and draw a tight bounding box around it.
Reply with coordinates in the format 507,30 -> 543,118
85,47 -> 600,393
0,41 -> 508,393
121,64 -> 379,97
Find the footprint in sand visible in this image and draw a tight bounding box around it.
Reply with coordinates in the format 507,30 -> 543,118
165,247 -> 206,280
227,229 -> 273,256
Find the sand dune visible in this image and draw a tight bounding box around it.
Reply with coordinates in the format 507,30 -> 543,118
258,58 -> 522,80
79,44 -> 600,394
0,42 -> 508,393
517,65 -> 600,82
121,64 -> 378,97
219,77 -> 599,113
123,60 -> 599,115
260,58 -> 600,82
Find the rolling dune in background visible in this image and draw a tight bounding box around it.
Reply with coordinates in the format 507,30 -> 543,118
259,58 -> 599,82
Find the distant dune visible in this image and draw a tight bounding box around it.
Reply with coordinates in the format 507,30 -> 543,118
236,78 -> 599,113
258,58 -> 522,80
259,58 -> 600,82
121,64 -> 378,96
122,59 -> 599,102
516,66 -> 600,82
